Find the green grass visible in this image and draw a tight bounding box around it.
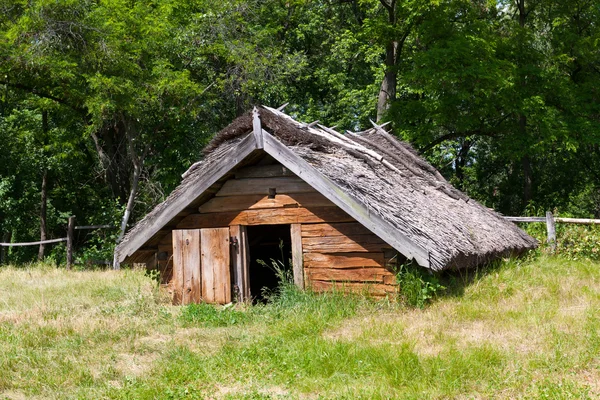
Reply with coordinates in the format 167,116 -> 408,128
1,256 -> 599,399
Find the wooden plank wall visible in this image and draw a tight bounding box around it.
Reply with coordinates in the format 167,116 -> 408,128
163,163 -> 399,299
301,222 -> 398,297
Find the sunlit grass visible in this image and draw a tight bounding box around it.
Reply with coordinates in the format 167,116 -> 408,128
0,255 -> 599,399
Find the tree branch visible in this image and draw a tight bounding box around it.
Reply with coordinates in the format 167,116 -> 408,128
0,80 -> 86,115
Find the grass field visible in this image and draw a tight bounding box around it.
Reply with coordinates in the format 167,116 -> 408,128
0,255 -> 599,399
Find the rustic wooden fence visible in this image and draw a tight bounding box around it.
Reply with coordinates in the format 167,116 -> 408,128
504,211 -> 600,250
0,216 -> 113,268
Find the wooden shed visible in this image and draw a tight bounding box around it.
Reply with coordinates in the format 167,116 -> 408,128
115,106 -> 537,304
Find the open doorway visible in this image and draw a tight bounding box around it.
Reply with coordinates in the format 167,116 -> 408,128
246,224 -> 292,302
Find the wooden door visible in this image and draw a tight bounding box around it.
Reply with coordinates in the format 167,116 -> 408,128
172,229 -> 201,305
200,227 -> 231,304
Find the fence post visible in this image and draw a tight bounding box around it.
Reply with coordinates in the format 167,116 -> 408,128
66,216 -> 75,269
546,211 -> 556,251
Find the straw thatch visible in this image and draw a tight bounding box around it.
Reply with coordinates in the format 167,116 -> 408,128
116,106 -> 537,271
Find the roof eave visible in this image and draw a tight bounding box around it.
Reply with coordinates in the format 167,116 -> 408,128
116,132 -> 261,263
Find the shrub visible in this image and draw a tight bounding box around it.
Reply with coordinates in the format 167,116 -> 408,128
396,261 -> 445,308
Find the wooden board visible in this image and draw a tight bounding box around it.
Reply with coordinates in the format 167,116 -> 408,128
303,252 -> 385,269
235,164 -> 295,179
291,224 -> 304,289
215,177 -> 314,197
301,235 -> 388,253
308,280 -> 397,297
172,230 -> 201,305
178,207 -> 353,229
201,227 -> 231,304
230,225 -> 250,302
301,222 -> 374,238
198,193 -> 334,213
305,267 -> 393,283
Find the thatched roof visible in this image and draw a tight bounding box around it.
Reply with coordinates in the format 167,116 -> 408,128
116,106 -> 537,271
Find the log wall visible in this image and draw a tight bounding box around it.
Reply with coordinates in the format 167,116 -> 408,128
161,163 -> 399,298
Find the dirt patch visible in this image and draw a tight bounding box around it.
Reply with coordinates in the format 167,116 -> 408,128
324,305 -> 544,356
115,352 -> 157,377
136,327 -> 229,356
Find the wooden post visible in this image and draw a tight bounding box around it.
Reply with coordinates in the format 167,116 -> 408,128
66,216 -> 75,269
291,223 -> 304,290
230,225 -> 249,302
546,211 -> 556,251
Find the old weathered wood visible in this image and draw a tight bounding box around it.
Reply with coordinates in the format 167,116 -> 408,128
290,224 -> 304,289
262,132 -> 431,269
302,235 -> 388,253
300,222 -> 372,237
235,164 -> 294,179
555,217 -> 600,225
305,267 -> 393,283
230,225 -> 250,302
253,107 -> 264,149
179,207 -> 353,229
117,133 -> 258,263
215,177 -> 314,197
199,193 -> 334,214
546,211 -> 556,250
201,227 -> 231,304
171,231 -> 184,304
74,224 -> 113,230
303,252 -> 385,269
309,280 -> 396,296
0,237 -> 67,247
66,216 -> 75,270
504,216 -> 546,222
172,229 -> 201,305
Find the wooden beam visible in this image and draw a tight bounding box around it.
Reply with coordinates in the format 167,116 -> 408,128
178,207 -> 354,229
262,133 -> 431,269
230,225 -> 250,302
253,107 -> 263,149
117,133 -> 259,263
309,280 -> 396,296
305,267 -> 393,283
302,235 -> 389,253
303,252 -> 385,269
546,211 -> 556,251
66,216 -> 75,270
300,222 -> 373,237
291,224 -> 304,290
234,164 -> 294,179
199,193 -> 334,214
215,177 -> 314,197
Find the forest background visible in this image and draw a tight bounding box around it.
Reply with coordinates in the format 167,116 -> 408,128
0,0 -> 598,264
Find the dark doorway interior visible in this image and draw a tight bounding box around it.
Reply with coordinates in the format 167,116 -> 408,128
246,224 -> 292,302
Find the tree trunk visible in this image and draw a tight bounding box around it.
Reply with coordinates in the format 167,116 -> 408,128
113,119 -> 145,270
377,40 -> 398,122
455,139 -> 471,191
38,170 -> 48,261
0,232 -> 11,264
376,0 -> 398,122
38,110 -> 49,261
522,153 -> 533,207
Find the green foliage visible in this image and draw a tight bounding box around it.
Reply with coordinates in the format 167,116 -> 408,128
396,261 -> 445,308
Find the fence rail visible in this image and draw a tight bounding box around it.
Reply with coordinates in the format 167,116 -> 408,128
0,238 -> 67,247
0,216 -> 113,268
503,211 -> 600,250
